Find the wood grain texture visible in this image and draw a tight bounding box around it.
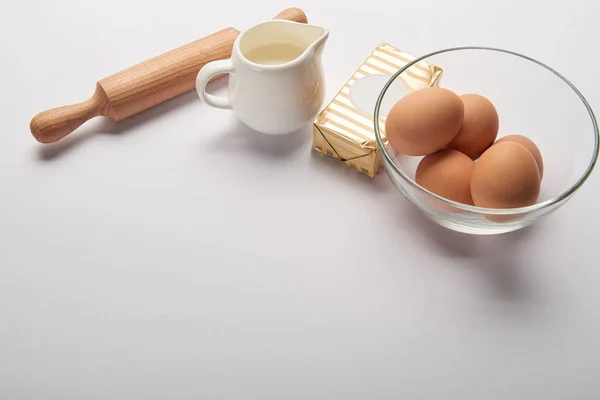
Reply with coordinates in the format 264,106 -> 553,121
30,84 -> 109,144
274,7 -> 307,23
30,7 -> 307,144
100,27 -> 240,122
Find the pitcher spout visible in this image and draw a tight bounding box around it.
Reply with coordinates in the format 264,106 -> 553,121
237,20 -> 328,67
266,19 -> 328,59
306,27 -> 329,57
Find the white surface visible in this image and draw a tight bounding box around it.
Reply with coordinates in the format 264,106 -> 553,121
1,1 -> 599,399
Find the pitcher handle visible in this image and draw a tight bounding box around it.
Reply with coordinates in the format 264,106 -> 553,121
196,59 -> 234,109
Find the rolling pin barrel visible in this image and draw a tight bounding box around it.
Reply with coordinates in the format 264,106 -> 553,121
30,7 -> 307,144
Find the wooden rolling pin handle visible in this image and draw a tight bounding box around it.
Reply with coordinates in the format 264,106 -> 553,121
274,7 -> 307,23
30,84 -> 109,144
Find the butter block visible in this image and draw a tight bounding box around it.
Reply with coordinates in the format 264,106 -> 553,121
312,43 -> 443,177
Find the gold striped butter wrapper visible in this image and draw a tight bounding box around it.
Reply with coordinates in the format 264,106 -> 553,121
312,43 -> 443,177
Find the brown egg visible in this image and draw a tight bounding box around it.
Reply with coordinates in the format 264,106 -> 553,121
471,142 -> 541,220
385,88 -> 464,156
495,134 -> 544,178
447,94 -> 499,160
416,149 -> 475,209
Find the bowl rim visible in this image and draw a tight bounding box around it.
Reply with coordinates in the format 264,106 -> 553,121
374,46 -> 600,215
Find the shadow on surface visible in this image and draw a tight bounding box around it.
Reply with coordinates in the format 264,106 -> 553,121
392,197 -> 542,303
207,117 -> 311,159
309,151 -> 393,193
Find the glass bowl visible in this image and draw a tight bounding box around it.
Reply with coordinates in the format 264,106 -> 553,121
374,47 -> 599,235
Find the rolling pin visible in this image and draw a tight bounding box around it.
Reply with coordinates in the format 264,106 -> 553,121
30,7 -> 307,144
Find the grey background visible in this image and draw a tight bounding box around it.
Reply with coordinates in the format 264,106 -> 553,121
1,0 -> 599,399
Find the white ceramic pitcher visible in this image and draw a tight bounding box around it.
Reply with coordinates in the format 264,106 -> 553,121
196,20 -> 329,135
